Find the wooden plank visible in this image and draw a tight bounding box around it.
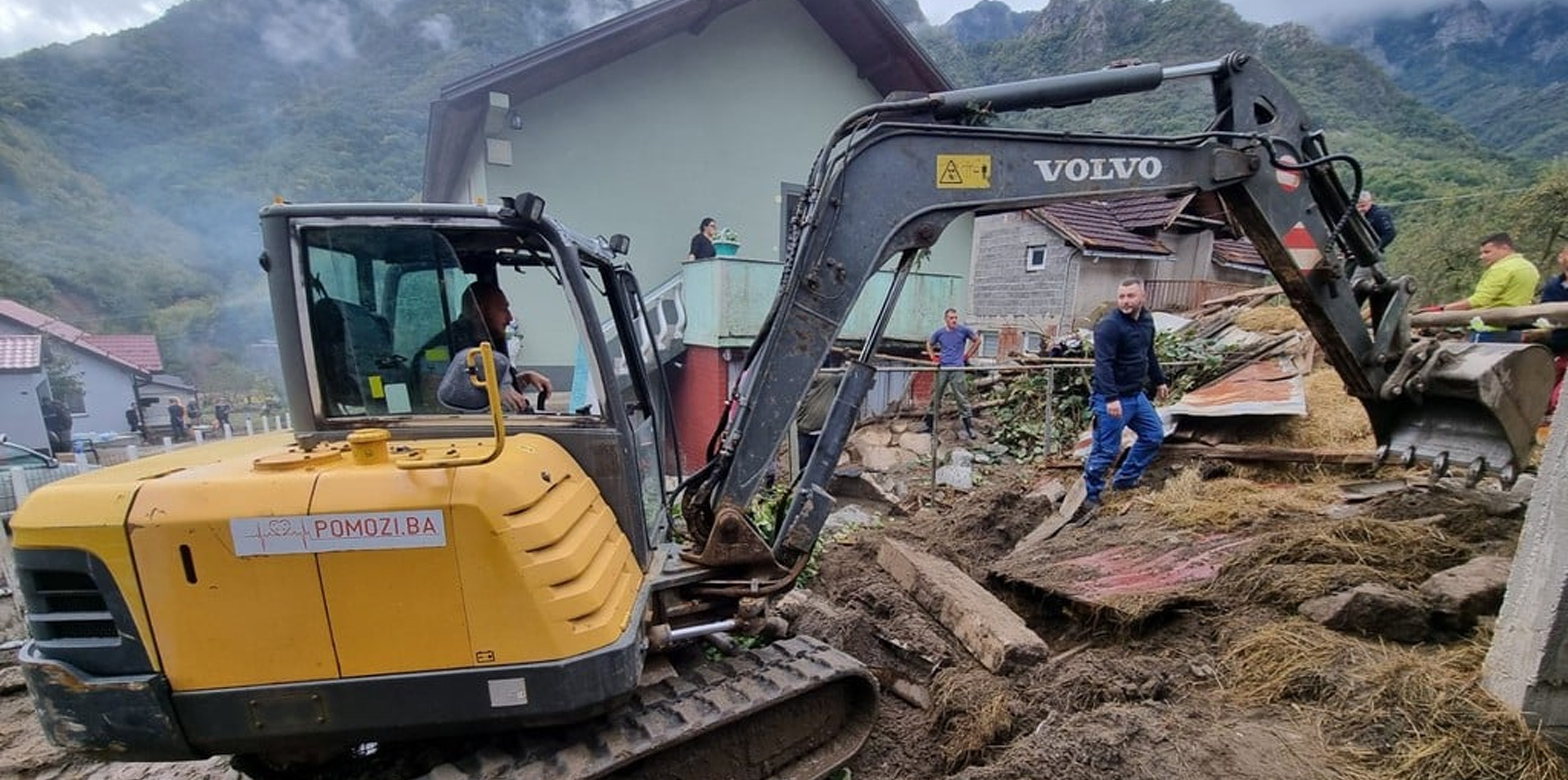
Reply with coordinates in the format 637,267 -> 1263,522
1410,301 -> 1568,329
1161,442 -> 1376,464
876,539 -> 1048,673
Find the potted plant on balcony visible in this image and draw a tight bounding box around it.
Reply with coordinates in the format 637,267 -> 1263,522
713,227 -> 740,256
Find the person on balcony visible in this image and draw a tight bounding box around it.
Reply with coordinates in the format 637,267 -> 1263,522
688,216 -> 718,261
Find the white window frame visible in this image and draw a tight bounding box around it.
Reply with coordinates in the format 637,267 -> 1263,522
978,331 -> 1000,358
1025,245 -> 1048,272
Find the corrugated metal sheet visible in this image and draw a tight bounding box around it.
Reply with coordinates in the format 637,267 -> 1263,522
1165,353 -> 1308,418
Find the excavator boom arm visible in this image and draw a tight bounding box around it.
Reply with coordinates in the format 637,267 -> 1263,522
691,52 -> 1553,574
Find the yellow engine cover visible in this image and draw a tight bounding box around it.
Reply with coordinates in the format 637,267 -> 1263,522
12,432 -> 643,691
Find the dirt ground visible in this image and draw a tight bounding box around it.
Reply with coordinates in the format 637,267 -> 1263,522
1,452 -> 1562,780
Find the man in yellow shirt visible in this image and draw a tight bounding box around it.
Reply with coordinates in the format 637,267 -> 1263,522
1420,232 -> 1540,342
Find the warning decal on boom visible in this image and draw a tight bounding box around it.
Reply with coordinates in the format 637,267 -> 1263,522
937,155 -> 992,189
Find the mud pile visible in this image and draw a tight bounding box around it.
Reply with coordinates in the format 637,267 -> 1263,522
799,459 -> 1562,780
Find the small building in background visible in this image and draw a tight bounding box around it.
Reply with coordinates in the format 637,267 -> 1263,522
967,192 -> 1270,357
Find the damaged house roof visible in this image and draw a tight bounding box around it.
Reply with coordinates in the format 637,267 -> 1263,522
1028,192 -> 1267,271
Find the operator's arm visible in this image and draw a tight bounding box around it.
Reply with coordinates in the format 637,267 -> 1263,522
515,369 -> 553,395
925,331 -> 940,363
1092,318 -> 1119,398
963,326 -> 980,362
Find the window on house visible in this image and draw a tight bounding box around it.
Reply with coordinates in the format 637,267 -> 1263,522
1025,245 -> 1049,272
979,331 -> 1000,358
1023,331 -> 1043,354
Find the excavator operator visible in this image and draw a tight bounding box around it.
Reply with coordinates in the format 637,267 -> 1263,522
420,281 -> 552,413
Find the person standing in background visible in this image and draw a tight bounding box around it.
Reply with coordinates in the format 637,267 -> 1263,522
923,308 -> 980,439
688,217 -> 718,261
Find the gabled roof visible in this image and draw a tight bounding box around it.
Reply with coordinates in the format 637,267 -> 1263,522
1103,192 -> 1193,231
0,299 -> 152,376
1029,194 -> 1267,270
0,334 -> 42,371
424,0 -> 951,199
1030,201 -> 1170,257
1212,237 -> 1268,271
84,334 -> 164,372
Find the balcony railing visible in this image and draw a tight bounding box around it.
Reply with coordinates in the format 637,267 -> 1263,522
1144,278 -> 1255,313
680,255 -> 964,348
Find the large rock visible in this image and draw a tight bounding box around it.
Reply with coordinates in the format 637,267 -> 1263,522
848,424 -> 897,455
898,431 -> 933,453
1299,583 -> 1430,644
824,503 -> 880,535
935,464 -> 974,492
1026,475 -> 1067,506
1421,556 -> 1511,628
861,445 -> 920,473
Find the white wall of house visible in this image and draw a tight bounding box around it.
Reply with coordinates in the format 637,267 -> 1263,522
0,322 -> 144,439
469,0 -> 973,368
66,348 -> 140,437
0,372 -> 49,450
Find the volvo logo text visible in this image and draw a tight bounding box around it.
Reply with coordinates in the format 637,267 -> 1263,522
1033,157 -> 1164,183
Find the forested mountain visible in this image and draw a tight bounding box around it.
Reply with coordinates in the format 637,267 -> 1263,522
0,0 -> 639,387
1329,0 -> 1568,158
0,0 -> 1562,392
913,0 -> 1527,206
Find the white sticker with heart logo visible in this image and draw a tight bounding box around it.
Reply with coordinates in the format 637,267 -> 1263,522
231,510 -> 446,556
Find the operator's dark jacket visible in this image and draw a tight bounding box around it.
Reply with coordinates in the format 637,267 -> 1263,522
1092,307 -> 1166,398
1365,204 -> 1397,250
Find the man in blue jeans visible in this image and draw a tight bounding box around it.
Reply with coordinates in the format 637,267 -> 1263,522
1081,279 -> 1168,520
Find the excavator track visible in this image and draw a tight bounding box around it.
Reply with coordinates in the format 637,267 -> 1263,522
411,635 -> 878,780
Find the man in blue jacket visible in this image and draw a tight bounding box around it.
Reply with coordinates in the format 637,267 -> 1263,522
1082,279 -> 1168,518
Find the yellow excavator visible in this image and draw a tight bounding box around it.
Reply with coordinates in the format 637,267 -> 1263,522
10,52 -> 1554,778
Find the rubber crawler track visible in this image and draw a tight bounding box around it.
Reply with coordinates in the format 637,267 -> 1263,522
414,636 -> 879,780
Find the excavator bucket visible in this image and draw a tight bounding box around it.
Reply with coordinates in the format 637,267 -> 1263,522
1371,341 -> 1555,485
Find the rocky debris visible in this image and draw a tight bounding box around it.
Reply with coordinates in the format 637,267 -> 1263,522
0,666 -> 23,696
1421,555 -> 1511,628
861,445 -> 921,473
1025,476 -> 1067,506
824,503 -> 880,535
829,468 -> 907,507
936,448 -> 975,491
898,431 -> 933,453
1298,583 -> 1429,643
877,539 -> 1048,673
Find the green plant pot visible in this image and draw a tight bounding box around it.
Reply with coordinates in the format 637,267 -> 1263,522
713,240 -> 740,257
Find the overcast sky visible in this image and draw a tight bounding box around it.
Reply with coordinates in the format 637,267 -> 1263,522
0,0 -> 1555,58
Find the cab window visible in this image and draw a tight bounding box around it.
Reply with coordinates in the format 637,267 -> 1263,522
298,225 -> 600,420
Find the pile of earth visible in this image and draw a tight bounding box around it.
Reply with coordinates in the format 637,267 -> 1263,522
795,459 -> 1563,780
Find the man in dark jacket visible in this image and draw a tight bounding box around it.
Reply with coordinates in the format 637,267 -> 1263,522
1081,279 -> 1168,517
1357,190 -> 1397,250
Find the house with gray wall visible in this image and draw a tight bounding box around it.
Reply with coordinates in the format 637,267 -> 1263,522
0,334 -> 49,450
0,300 -> 175,442
968,192 -> 1269,353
